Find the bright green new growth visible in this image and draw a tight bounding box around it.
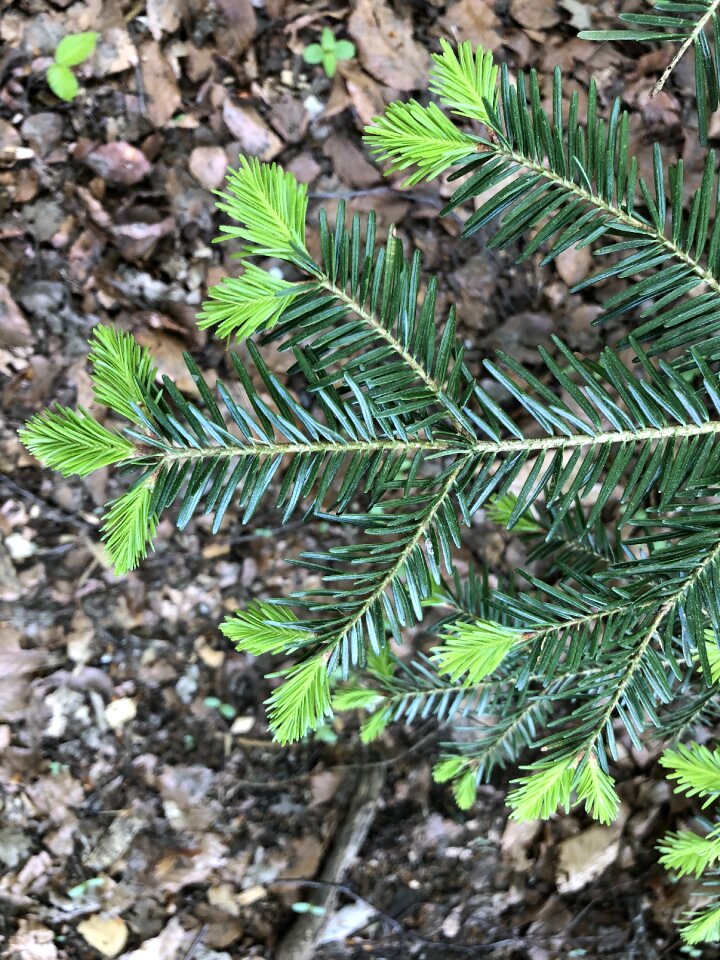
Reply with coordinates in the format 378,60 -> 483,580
214,156 -> 309,260
365,40 -> 497,185
197,263 -> 299,341
434,621 -> 526,685
20,408 -> 132,476
303,26 -> 356,79
47,31 -> 97,102
88,325 -> 157,423
429,39 -> 498,123
221,601 -> 308,656
101,482 -> 157,575
659,742 -> 720,943
267,656 -> 332,745
18,32 -> 720,942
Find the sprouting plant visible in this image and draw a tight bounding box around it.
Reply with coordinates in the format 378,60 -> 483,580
302,27 -> 355,79
659,741 -> 720,945
67,877 -> 105,900
47,32 -> 98,102
18,29 -> 720,942
204,696 -> 237,720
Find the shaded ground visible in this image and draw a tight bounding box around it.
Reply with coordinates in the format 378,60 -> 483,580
0,0 -> 715,957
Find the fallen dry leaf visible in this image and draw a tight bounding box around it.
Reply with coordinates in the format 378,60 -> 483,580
343,65 -> 387,127
140,40 -> 182,128
556,823 -> 622,893
135,330 -> 212,394
349,0 -> 429,91
91,25 -> 139,76
555,244 -> 592,287
0,627 -> 43,721
146,0 -> 181,40
113,213 -> 176,262
286,152 -> 321,184
81,142 -> 152,186
510,0 -> 562,31
189,146 -> 228,190
214,0 -> 256,57
77,916 -> 129,958
501,817 -> 542,871
222,102 -> 282,160
281,833 -> 324,879
323,136 -> 380,189
0,284 -> 31,347
7,919 -> 58,960
439,0 -> 503,49
105,697 -> 137,730
560,0 -> 592,29
83,815 -> 145,872
154,833 -> 228,892
310,769 -> 341,806
20,113 -> 63,158
268,90 -> 309,144
118,917 -> 190,960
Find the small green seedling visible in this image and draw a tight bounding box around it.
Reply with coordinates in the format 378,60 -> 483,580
303,27 -> 355,79
67,877 -> 105,900
291,902 -> 326,917
47,32 -> 98,102
204,696 -> 237,721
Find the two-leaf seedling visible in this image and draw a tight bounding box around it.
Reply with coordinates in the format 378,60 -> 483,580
303,27 -> 355,78
47,32 -> 97,102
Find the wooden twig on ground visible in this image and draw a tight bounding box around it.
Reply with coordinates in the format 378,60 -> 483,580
272,767 -> 384,960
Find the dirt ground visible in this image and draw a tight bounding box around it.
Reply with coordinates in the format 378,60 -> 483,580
1,1 -> 716,957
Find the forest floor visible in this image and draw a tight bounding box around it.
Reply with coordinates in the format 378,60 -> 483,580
0,0 -> 715,958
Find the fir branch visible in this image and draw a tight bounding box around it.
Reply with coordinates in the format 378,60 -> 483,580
101,481 -> 157,574
88,326 -> 157,423
197,263 -> 299,342
19,407 -> 133,477
661,742 -> 720,805
367,63 -> 720,356
215,156 -> 309,261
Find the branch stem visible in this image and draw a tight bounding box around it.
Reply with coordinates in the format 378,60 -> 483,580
491,145 -> 720,299
141,417 -> 720,468
652,0 -> 720,96
582,538 -> 720,758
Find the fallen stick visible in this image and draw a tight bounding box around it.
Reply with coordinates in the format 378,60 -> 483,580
273,767 -> 385,960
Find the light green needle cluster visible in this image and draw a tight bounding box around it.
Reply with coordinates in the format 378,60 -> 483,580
197,262 -> 299,341
434,620 -> 526,684
101,482 -> 157,575
507,756 -> 620,825
88,325 -> 157,423
220,601 -> 308,656
429,39 -> 499,122
20,325 -> 159,574
20,407 -> 133,477
214,156 -> 309,260
365,101 -> 478,185
266,656 -> 332,745
659,741 -> 720,942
